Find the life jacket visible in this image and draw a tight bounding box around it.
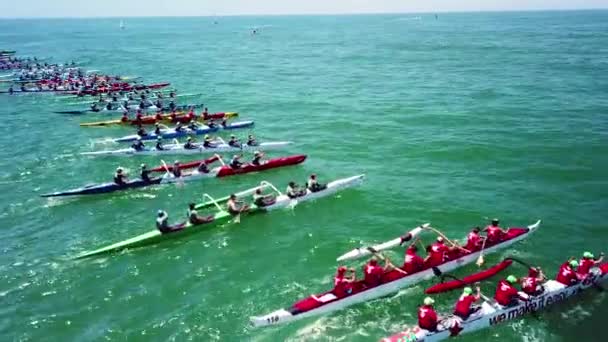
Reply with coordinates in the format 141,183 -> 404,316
466,232 -> 482,251
578,258 -> 595,276
494,280 -> 518,306
418,305 -> 438,331
556,263 -> 579,286
454,294 -> 476,317
403,248 -> 424,274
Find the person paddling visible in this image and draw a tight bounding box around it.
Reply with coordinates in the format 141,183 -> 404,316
363,257 -> 390,288
252,188 -> 275,207
230,154 -> 243,169
227,194 -> 249,215
466,227 -> 484,252
578,252 -> 604,276
453,286 -> 482,319
114,167 -> 127,185
333,266 -> 356,298
403,244 -> 424,274
484,219 -> 508,244
172,161 -> 182,178
120,111 -> 129,123
183,137 -> 197,150
286,181 -> 306,198
246,134 -> 258,146
136,125 -> 147,137
228,135 -> 241,147
307,174 -> 327,192
131,136 -> 145,151
138,164 -> 151,183
494,275 -> 526,306
418,297 -> 438,332
521,267 -> 546,296
424,237 -> 449,268
187,203 -> 213,225
197,159 -> 211,174
251,151 -> 264,166
155,137 -> 165,150
156,210 -> 183,234
555,258 -> 582,286
202,135 -> 216,148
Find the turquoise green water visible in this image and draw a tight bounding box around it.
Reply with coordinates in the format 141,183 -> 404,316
1,11 -> 607,341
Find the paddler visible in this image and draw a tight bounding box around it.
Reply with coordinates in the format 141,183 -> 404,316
230,154 -> 243,169
187,203 -> 212,225
494,275 -> 527,306
228,135 -> 241,147
418,297 -> 438,332
251,151 -> 264,166
403,244 -> 424,274
131,136 -> 145,151
154,123 -> 162,136
520,267 -> 546,296
307,174 -> 327,192
155,137 -> 165,150
168,101 -> 176,111
363,257 -> 390,288
465,227 -> 484,252
140,164 -> 152,182
156,210 -> 183,234
578,252 -> 604,276
136,125 -> 147,137
172,161 -> 182,178
424,237 -> 449,268
202,135 -> 216,148
453,286 -> 482,319
227,194 -> 249,215
483,219 -> 508,244
197,159 -> 211,174
202,107 -> 209,119
154,111 -> 163,121
286,181 -> 306,198
246,134 -> 258,146
333,266 -> 356,298
120,111 -> 129,122
252,188 -> 276,207
555,258 -> 582,286
114,167 -> 127,185
183,137 -> 197,150
8,86 -> 13,95
187,120 -> 199,130
90,103 -> 99,112
174,122 -> 186,133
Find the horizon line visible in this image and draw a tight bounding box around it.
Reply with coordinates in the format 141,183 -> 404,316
0,7 -> 607,20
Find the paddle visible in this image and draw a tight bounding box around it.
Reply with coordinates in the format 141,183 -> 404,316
476,237 -> 488,267
426,226 -> 471,254
367,248 -> 409,276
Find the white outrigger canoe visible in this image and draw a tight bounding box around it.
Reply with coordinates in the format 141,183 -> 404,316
73,174 -> 365,258
81,141 -> 292,157
249,221 -> 541,328
382,262 -> 608,342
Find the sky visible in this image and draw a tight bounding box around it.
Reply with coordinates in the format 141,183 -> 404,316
1,0 -> 608,18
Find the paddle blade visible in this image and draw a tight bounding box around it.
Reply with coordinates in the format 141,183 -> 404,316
476,255 -> 485,267
432,267 -> 442,277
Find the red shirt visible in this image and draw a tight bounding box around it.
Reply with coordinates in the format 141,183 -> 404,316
494,280 -> 519,306
363,263 -> 384,287
403,248 -> 424,274
466,232 -> 482,251
426,243 -> 448,267
155,113 -> 163,120
333,276 -> 350,297
485,226 -> 505,243
578,258 -> 595,276
556,263 -> 579,286
454,294 -> 476,317
418,305 -> 438,331
520,276 -> 538,295
121,115 -> 129,122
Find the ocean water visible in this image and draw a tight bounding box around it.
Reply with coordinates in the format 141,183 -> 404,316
0,10 -> 607,342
